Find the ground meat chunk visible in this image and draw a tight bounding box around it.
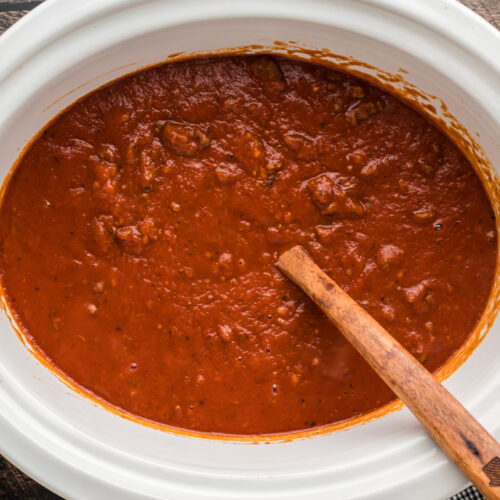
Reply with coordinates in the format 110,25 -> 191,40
214,163 -> 244,184
307,174 -> 364,218
345,101 -> 381,126
91,215 -> 116,252
406,330 -> 430,363
237,130 -> 265,168
93,161 -> 118,185
96,143 -> 120,163
266,226 -> 293,245
308,174 -> 334,206
283,132 -> 318,161
314,223 -> 343,245
412,207 -> 436,222
161,121 -> 210,157
380,303 -> 396,322
349,85 -> 365,98
377,244 -> 404,270
140,150 -> 156,188
322,195 -> 364,217
234,130 -> 281,178
340,240 -> 365,277
139,138 -> 166,188
115,225 -> 147,255
250,56 -> 286,92
402,279 -> 438,314
138,217 -> 159,241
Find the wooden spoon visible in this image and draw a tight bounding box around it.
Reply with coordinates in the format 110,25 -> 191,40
277,245 -> 500,500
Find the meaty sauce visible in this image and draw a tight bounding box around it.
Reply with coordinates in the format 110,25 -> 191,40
0,56 -> 496,435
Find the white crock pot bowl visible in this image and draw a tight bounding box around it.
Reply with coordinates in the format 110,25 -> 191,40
0,0 -> 499,498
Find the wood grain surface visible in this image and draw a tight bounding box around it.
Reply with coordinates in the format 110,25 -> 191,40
0,0 -> 498,499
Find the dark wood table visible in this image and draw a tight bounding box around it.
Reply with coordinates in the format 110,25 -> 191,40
0,0 -> 498,498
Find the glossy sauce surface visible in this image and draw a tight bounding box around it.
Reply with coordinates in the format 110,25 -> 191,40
0,56 -> 496,434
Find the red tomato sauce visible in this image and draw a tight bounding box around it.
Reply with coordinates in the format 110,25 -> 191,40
0,56 -> 496,435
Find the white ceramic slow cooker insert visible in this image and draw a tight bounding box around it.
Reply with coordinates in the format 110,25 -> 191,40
0,0 -> 499,498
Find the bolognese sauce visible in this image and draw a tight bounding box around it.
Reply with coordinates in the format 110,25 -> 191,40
0,56 -> 496,434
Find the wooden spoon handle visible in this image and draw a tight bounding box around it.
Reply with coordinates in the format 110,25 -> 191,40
277,245 -> 500,500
